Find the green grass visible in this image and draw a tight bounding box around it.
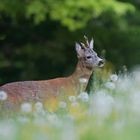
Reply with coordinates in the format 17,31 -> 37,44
0,68 -> 140,140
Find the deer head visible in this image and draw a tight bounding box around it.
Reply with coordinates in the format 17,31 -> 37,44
75,36 -> 104,70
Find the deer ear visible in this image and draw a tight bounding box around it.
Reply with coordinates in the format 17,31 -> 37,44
75,43 -> 84,57
89,38 -> 94,49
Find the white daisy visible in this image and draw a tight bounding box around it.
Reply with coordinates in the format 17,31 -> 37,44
35,102 -> 43,111
0,91 -> 7,101
21,102 -> 32,113
59,101 -> 67,109
110,74 -> 118,82
68,96 -> 77,102
78,92 -> 89,102
105,81 -> 115,90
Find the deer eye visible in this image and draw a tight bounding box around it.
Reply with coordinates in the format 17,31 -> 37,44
86,56 -> 92,59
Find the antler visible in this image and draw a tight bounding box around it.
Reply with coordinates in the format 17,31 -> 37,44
84,35 -> 90,47
79,35 -> 93,49
84,35 -> 94,49
80,42 -> 86,49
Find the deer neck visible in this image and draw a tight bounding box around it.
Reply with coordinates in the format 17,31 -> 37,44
71,59 -> 93,86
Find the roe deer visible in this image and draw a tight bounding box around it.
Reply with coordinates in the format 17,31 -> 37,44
0,36 -> 104,110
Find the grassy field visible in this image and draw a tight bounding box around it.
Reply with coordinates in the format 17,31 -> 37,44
0,68 -> 140,140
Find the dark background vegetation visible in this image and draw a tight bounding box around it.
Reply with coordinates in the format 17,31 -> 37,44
0,0 -> 140,84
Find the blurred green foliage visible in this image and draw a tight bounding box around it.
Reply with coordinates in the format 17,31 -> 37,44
0,0 -> 139,83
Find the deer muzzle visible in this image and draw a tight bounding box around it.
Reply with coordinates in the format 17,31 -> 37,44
98,58 -> 105,67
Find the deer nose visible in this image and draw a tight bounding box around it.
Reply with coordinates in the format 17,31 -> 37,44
98,59 -> 105,67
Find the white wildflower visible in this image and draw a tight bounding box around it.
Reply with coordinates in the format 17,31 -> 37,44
96,89 -> 108,96
0,121 -> 16,139
78,92 -> 89,102
59,101 -> 67,109
21,102 -> 32,113
34,102 -> 46,116
0,91 -> 7,101
110,74 -> 118,82
35,102 -> 43,111
133,69 -> 140,83
47,113 -> 62,126
92,91 -> 114,118
79,78 -> 88,84
105,81 -> 115,89
68,96 -> 77,102
130,92 -> 140,113
116,77 -> 131,92
47,113 -> 58,122
71,101 -> 79,107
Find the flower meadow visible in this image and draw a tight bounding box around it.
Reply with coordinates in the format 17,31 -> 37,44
1,69 -> 140,140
